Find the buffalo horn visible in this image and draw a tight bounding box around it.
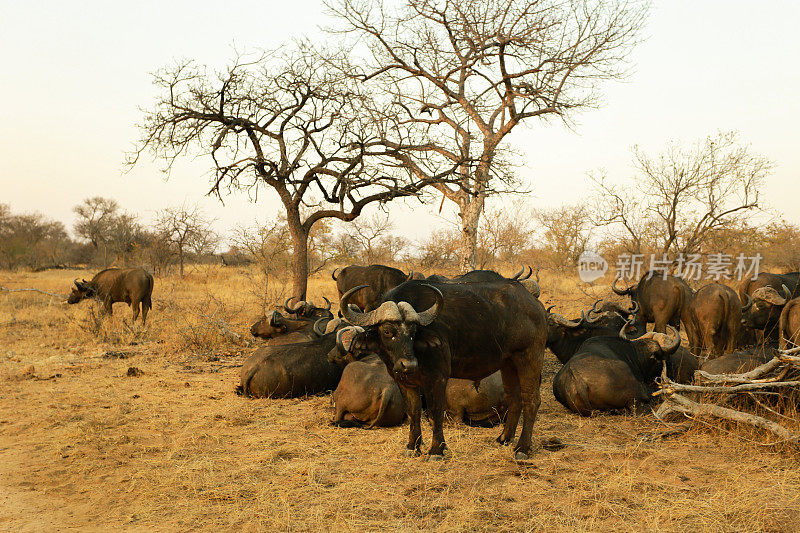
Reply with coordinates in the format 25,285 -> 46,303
415,284 -> 443,326
659,325 -> 681,354
782,284 -> 792,301
313,318 -> 328,337
550,312 -> 582,329
510,267 -> 524,279
628,300 -> 639,315
321,296 -> 332,312
619,317 -> 635,340
546,305 -> 555,314
582,309 -> 601,324
331,268 -> 340,281
268,310 -> 282,327
741,293 -> 753,312
284,297 -> 305,314
611,277 -> 633,296
340,285 -> 377,327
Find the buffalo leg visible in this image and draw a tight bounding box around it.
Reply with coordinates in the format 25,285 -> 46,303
497,360 -> 521,445
401,386 -> 423,455
131,299 -> 141,323
512,349 -> 543,458
103,299 -> 113,317
423,378 -> 448,457
141,297 -> 150,325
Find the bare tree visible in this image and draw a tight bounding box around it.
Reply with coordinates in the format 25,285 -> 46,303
154,204 -> 217,276
345,213 -> 395,264
534,203 -> 592,266
478,201 -> 532,268
329,0 -> 646,271
129,45 -> 441,299
73,197 -> 123,264
592,132 -> 772,256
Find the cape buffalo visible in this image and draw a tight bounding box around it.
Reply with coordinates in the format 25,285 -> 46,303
699,345 -> 779,376
426,267 -> 540,298
740,285 -> 792,340
328,328 -> 405,428
552,324 -> 682,416
779,297 -> 800,350
739,272 -> 800,341
684,283 -> 742,360
340,278 -> 547,461
67,267 -> 154,325
612,272 -> 693,333
332,265 -> 413,312
445,372 -> 507,427
546,300 -> 643,364
250,297 -> 333,340
237,323 -> 343,398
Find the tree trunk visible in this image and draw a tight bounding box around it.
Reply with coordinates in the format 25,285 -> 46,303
286,210 -> 310,300
456,187 -> 486,273
178,248 -> 185,277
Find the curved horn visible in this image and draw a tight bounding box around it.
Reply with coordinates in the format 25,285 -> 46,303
519,266 -> 533,280
659,325 -> 681,354
336,327 -> 349,355
321,296 -> 331,312
510,267 -> 524,279
340,285 -> 378,327
73,278 -> 82,288
619,317 -> 635,340
331,268 -> 340,281
590,299 -> 603,314
741,293 -> 753,312
546,305 -> 555,314
582,309 -> 602,325
415,284 -> 443,326
313,318 -> 328,337
612,277 -> 632,296
405,270 -> 415,282
268,310 -> 282,327
550,312 -> 582,329
628,300 -> 639,315
283,297 -> 305,314
782,284 -> 792,301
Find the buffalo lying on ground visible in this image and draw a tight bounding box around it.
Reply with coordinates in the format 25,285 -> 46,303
67,267 -> 154,325
779,297 -> 800,349
332,265 -> 413,312
237,321 -> 343,398
327,325 -> 405,428
552,323 -> 681,416
250,297 -> 333,340
699,345 -> 779,376
739,272 -> 800,341
546,300 -> 643,364
612,272 -> 693,333
340,277 -> 547,460
684,283 -> 742,360
426,267 -> 540,298
445,372 -> 507,427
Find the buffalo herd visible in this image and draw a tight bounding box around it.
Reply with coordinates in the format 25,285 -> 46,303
68,264 -> 798,459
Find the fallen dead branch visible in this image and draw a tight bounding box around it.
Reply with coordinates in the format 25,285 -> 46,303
0,285 -> 67,299
654,348 -> 800,444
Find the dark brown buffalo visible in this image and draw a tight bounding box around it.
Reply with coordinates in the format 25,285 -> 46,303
332,265 -> 413,312
426,267 -> 540,298
739,272 -> 800,341
779,297 -> 800,350
552,324 -> 682,415
250,297 -> 333,339
684,283 -> 742,360
67,267 -> 154,325
328,330 -> 405,428
546,300 -> 643,364
237,326 -> 343,398
612,272 -> 693,333
445,372 -> 507,427
340,278 -> 547,461
740,285 -> 792,339
699,345 -> 778,376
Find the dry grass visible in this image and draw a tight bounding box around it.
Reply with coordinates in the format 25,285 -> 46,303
1,265 -> 799,531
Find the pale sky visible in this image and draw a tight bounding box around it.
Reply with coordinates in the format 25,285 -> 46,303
2,1 -> 799,245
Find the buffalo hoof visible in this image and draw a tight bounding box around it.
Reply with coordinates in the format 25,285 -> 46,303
514,451 -> 530,461
425,454 -> 445,462
496,436 -> 512,446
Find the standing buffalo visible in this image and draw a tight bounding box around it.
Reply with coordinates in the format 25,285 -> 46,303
612,272 -> 693,333
740,285 -> 792,339
779,297 -> 800,350
237,321 -> 343,398
332,265 -> 414,311
340,277 -> 547,461
328,328 -> 405,428
552,323 -> 682,416
445,372 -> 507,427
739,272 -> 800,341
684,283 -> 742,360
250,297 -> 333,340
67,267 -> 154,325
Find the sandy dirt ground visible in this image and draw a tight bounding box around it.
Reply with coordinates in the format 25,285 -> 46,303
1,267 -> 798,531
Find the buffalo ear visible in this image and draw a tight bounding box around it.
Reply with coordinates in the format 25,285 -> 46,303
414,330 -> 442,351
354,329 -> 380,353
